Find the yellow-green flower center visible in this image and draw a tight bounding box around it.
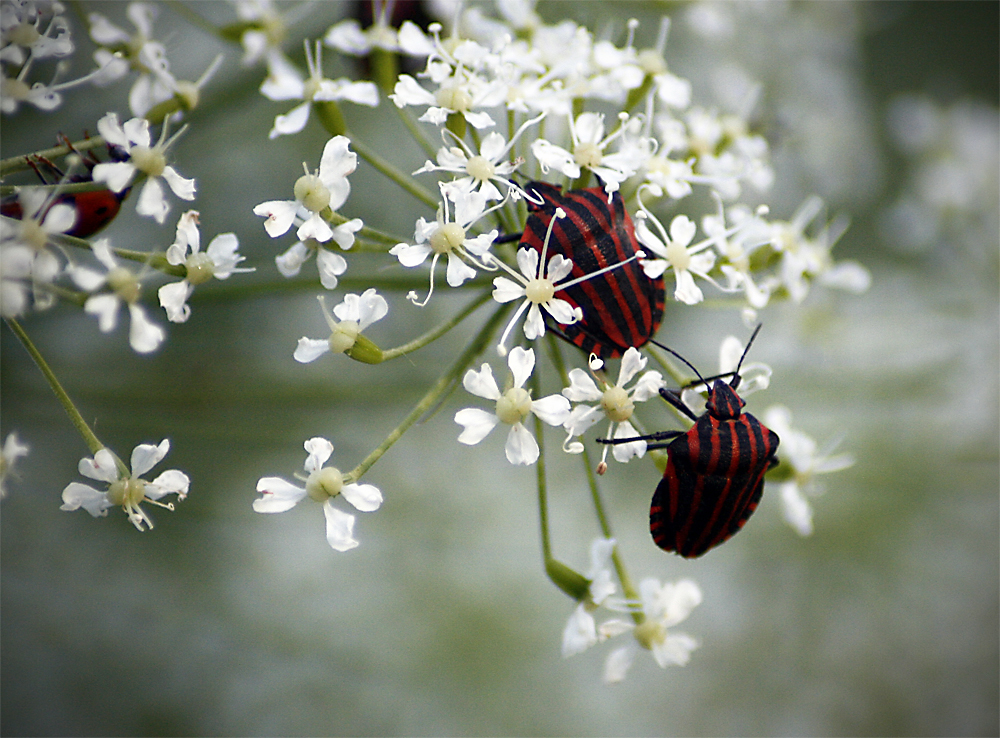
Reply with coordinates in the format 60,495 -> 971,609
305,466 -> 343,502
466,155 -> 494,182
294,173 -> 330,213
495,387 -> 532,425
435,86 -> 472,113
107,477 -> 146,507
184,252 -> 215,285
634,618 -> 666,651
106,266 -> 141,304
525,278 -> 554,305
601,385 -> 634,423
8,23 -> 40,47
129,145 -> 166,178
665,239 -> 691,271
329,320 -> 359,354
574,142 -> 603,169
430,222 -> 466,254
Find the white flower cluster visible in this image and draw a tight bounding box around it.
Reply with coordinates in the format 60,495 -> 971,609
1,1 -> 869,684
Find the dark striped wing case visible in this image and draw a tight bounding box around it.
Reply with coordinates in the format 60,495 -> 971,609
520,181 -> 665,359
650,406 -> 780,558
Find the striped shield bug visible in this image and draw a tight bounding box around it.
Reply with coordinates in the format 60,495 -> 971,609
600,326 -> 780,557
519,181 -> 665,359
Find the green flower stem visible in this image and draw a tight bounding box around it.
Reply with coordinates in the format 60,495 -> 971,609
4,318 -> 114,466
533,400 -> 591,601
325,210 -> 406,248
346,301 -> 510,483
393,104 -> 440,161
544,334 -> 641,613
380,288 -> 494,361
1,136 -> 107,177
345,132 -> 439,211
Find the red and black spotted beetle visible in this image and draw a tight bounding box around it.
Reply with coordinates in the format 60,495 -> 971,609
519,181 -> 665,359
0,137 -> 130,239
601,326 -> 780,557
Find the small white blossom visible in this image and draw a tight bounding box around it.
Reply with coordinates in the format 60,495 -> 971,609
253,135 -> 360,244
763,405 -> 855,537
253,436 -> 382,552
598,577 -> 702,683
158,211 -> 252,323
92,112 -> 196,224
87,3 -> 176,115
562,347 -> 665,467
60,439 -> 190,531
0,187 -> 73,316
71,238 -> 165,353
294,289 -> 388,364
324,15 -> 433,57
0,432 -> 29,498
414,115 -> 542,202
531,112 -> 644,198
262,40 -> 378,139
635,192 -> 720,305
454,346 -> 570,466
562,537 -> 618,658
390,185 -> 498,306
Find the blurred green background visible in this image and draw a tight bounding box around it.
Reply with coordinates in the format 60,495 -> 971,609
2,2 -> 997,735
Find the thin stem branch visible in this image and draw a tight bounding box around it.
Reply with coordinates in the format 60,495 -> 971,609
380,288 -> 494,361
346,302 -> 510,482
346,133 -> 439,211
5,318 -> 107,459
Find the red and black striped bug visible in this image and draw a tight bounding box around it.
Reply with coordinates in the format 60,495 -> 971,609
519,181 -> 665,359
600,326 -> 780,557
1,137 -> 130,239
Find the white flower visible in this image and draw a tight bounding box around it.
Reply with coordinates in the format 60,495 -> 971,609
389,185 -> 497,306
262,40 -> 378,139
60,439 -> 190,531
274,234 -> 359,290
253,437 -> 382,552
87,3 -> 176,115
294,289 -> 388,364
635,186 -> 723,305
680,333 -> 772,415
454,346 -> 570,466
530,112 -> 644,198
561,538 -> 618,658
388,31 -> 504,131
158,210 -> 252,323
92,112 -> 196,224
324,15 -> 434,57
599,577 -> 702,683
0,432 -> 29,498
253,135 -> 359,244
763,405 -> 854,537
414,115 -> 542,202
72,238 -> 165,354
561,347 -> 664,467
0,187 -> 72,316
1,1 -> 73,64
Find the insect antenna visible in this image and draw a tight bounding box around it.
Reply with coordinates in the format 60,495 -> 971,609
648,337 -> 708,389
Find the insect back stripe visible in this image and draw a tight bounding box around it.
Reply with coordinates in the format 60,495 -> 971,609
689,415 -> 770,554
549,189 -> 652,349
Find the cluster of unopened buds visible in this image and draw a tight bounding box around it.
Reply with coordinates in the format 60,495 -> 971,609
1,0 -> 864,683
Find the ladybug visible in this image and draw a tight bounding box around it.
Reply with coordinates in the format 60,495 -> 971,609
1,137 -> 130,238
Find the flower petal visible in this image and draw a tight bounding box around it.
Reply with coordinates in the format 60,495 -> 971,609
504,422 -> 538,465
253,476 -> 307,512
341,482 -> 383,512
323,502 -> 359,551
455,408 -> 500,445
